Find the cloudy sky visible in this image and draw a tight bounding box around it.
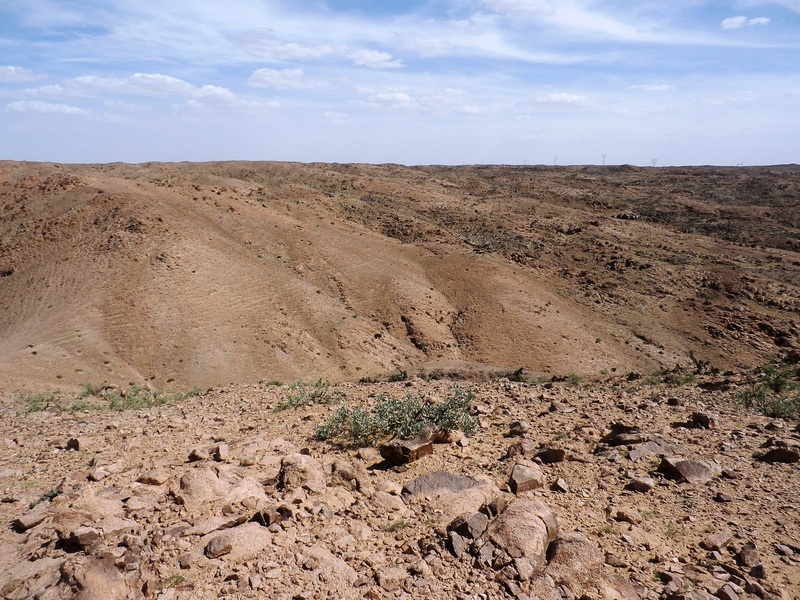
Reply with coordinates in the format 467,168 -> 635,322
1,0 -> 798,165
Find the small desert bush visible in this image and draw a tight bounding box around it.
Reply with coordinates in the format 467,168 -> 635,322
274,378 -> 343,412
16,384 -> 203,414
16,391 -> 62,413
314,386 -> 479,447
737,359 -> 799,419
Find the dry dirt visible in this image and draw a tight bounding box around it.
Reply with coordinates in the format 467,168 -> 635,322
0,161 -> 798,391
0,161 -> 798,599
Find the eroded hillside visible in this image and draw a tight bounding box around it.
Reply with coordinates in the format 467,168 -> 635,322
0,161 -> 797,392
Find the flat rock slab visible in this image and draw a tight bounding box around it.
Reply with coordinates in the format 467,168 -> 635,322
657,457 -> 721,484
402,471 -> 484,497
12,503 -> 51,532
629,439 -> 688,461
600,424 -> 650,446
403,471 -> 500,531
202,523 -> 272,563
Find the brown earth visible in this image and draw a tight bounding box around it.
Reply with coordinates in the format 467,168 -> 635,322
0,161 -> 798,393
0,161 -> 799,599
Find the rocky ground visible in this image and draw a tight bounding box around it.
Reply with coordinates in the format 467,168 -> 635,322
1,374 -> 798,599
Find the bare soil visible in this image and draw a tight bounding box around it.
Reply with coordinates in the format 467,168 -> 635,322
1,161 -> 797,392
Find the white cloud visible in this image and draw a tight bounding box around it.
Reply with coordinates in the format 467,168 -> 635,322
531,92 -> 589,106
361,89 -> 417,109
721,16 -> 770,29
736,0 -> 800,14
324,111 -> 347,123
188,85 -> 278,110
629,84 -> 676,92
391,33 -> 453,57
23,84 -> 89,99
0,66 -> 46,83
236,28 -> 339,61
456,105 -> 490,116
480,0 -> 555,17
73,73 -> 196,96
788,88 -> 800,96
7,100 -> 86,115
248,68 -> 320,89
348,49 -> 404,69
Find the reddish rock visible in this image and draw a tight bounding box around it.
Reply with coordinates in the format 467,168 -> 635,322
479,499 -> 559,576
278,453 -> 326,492
509,460 -> 546,494
12,503 -> 50,532
658,457 -> 720,484
536,447 -> 566,463
379,438 -> 433,466
448,511 -> 489,540
759,447 -> 800,463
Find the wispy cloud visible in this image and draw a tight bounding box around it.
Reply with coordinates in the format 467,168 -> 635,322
72,73 -> 196,96
7,100 -> 86,115
188,85 -> 274,109
528,92 -> 589,107
235,28 -> 341,61
348,49 -> 403,69
480,0 -> 556,17
248,68 -> 321,90
0,66 -> 46,83
721,16 -> 771,29
629,84 -> 676,92
360,89 -> 417,110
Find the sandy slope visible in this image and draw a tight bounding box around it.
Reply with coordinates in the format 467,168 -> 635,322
0,161 -> 797,392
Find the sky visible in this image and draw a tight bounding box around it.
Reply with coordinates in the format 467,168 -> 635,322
1,0 -> 799,166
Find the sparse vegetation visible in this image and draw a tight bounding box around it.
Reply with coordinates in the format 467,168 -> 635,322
737,357 -> 800,419
505,367 -> 528,383
382,520 -> 409,533
159,574 -> 186,590
314,386 -> 479,447
16,391 -> 62,413
274,378 -> 343,412
15,384 -> 203,414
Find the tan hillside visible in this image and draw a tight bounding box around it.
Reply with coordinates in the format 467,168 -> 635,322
0,161 -> 798,392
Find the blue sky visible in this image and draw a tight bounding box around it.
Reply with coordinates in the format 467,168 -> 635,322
1,0 -> 798,165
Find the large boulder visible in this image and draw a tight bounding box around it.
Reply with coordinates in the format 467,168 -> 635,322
541,532 -> 640,598
402,471 -> 500,532
176,467 -> 231,508
278,453 -> 326,493
202,523 -> 273,563
477,499 -> 559,578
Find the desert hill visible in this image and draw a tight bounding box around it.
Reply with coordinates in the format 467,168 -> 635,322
0,161 -> 798,392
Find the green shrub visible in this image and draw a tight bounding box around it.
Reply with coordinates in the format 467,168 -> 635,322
314,387 -> 479,447
274,378 -> 343,412
16,384 -> 203,414
16,391 -> 61,413
737,359 -> 799,419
